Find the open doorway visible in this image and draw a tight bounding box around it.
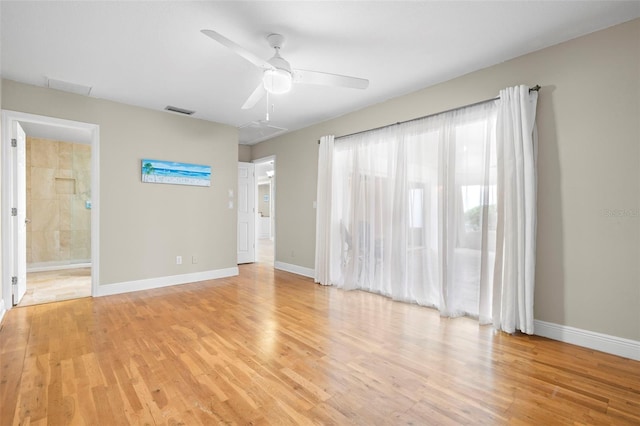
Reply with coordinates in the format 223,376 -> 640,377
2,110 -> 99,310
21,136 -> 92,306
254,156 -> 275,265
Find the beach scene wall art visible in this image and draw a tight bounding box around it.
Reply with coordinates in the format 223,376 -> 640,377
141,159 -> 211,187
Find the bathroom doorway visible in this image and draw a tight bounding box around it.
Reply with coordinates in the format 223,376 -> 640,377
2,110 -> 99,309
20,136 -> 92,306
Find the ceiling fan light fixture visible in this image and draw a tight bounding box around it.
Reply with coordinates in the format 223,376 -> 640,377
201,29 -> 369,109
263,68 -> 292,94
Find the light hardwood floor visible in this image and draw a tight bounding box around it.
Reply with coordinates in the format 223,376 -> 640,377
1,262 -> 639,425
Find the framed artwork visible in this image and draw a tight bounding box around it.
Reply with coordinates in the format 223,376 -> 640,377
142,159 -> 211,187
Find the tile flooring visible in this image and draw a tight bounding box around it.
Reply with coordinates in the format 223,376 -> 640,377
19,267 -> 91,307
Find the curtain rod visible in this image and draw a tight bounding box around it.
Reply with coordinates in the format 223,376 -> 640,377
319,85 -> 540,143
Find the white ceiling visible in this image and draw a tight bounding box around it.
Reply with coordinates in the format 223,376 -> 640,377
2,1 -> 639,145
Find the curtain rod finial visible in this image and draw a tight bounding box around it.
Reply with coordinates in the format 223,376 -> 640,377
530,84 -> 541,92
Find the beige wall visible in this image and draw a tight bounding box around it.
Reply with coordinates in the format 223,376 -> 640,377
252,134 -> 318,267
238,144 -> 251,162
26,137 -> 92,266
252,19 -> 640,341
2,80 -> 238,286
0,74 -> 3,308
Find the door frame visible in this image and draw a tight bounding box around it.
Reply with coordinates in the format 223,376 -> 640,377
9,121 -> 27,305
1,110 -> 100,310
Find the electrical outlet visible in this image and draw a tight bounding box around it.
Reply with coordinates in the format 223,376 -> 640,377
192,256 -> 198,264
176,255 -> 182,265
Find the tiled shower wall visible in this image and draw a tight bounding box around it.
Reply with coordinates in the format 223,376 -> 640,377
26,137 -> 91,266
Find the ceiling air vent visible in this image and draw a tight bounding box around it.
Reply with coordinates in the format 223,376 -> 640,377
164,105 -> 195,115
47,78 -> 92,96
238,121 -> 288,145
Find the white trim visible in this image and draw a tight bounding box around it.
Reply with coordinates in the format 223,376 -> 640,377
274,261 -> 314,278
89,123 -> 100,300
1,110 -> 100,311
534,320 -> 640,361
95,267 -> 239,297
0,299 -> 6,324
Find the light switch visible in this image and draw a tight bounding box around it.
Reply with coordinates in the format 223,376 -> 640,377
228,200 -> 234,209
228,189 -> 234,198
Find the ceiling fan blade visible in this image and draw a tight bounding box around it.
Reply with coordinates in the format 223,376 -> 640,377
242,83 -> 266,110
293,69 -> 369,90
201,29 -> 272,70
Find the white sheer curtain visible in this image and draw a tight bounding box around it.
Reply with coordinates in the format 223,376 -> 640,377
316,85 -> 538,333
315,135 -> 334,285
327,102 -> 499,320
493,86 -> 538,334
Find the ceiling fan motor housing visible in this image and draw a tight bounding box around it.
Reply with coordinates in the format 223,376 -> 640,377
263,35 -> 293,94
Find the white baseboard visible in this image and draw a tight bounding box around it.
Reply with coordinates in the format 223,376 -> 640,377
534,320 -> 640,361
96,267 -> 239,297
28,262 -> 92,273
0,299 -> 6,325
274,261 -> 315,279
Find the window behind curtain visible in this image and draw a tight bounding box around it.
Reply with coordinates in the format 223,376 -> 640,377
328,101 -> 498,320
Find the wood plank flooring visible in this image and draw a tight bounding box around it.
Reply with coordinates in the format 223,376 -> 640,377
1,262 -> 639,425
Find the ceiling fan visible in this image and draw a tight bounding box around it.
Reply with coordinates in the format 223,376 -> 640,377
201,29 -> 369,110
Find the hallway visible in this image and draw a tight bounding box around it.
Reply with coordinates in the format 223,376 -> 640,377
257,238 -> 274,264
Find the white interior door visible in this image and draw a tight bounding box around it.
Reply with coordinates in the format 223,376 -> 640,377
11,121 -> 27,305
238,162 -> 255,264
